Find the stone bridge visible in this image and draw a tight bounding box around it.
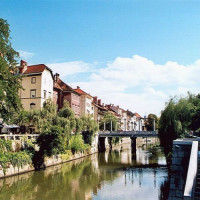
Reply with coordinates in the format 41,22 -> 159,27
98,131 -> 158,152
98,131 -> 158,138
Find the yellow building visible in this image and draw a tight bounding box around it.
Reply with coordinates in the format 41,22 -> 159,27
19,60 -> 54,110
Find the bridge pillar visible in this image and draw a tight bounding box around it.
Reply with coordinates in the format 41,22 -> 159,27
108,137 -> 112,150
98,137 -> 106,152
153,119 -> 155,131
131,137 -> 137,154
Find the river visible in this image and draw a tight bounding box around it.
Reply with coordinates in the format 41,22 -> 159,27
0,139 -> 169,200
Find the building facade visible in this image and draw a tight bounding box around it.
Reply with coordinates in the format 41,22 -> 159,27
19,60 -> 53,110
74,86 -> 94,117
53,73 -> 81,117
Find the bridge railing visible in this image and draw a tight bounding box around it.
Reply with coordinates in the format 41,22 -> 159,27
0,134 -> 39,141
98,131 -> 158,134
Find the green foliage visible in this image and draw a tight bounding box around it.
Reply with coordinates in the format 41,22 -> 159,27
81,116 -> 98,145
0,140 -> 31,175
0,139 -> 12,152
75,118 -> 83,134
0,152 -> 8,175
37,125 -> 65,157
99,112 -> 118,131
68,135 -> 89,154
145,114 -> 158,131
159,94 -> 198,148
0,18 -> 21,122
8,151 -> 32,169
21,136 -> 35,157
58,106 -> 74,119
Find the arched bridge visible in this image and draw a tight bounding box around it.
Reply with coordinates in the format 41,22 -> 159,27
98,131 -> 158,138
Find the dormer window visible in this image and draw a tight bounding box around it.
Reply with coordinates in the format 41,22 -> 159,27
30,89 -> 36,98
31,77 -> 36,84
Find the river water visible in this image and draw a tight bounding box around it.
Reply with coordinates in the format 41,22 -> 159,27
0,140 -> 169,200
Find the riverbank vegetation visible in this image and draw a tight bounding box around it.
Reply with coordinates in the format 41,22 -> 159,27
0,138 -> 32,175
159,93 -> 200,149
0,100 -> 98,172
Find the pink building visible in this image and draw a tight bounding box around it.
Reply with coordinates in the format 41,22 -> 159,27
53,73 -> 81,117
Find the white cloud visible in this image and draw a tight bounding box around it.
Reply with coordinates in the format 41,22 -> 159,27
58,55 -> 200,116
18,50 -> 34,60
47,61 -> 94,77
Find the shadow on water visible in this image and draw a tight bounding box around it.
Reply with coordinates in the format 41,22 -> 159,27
0,140 -> 170,200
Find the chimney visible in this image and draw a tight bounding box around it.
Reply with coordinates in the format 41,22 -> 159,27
77,86 -> 80,89
20,60 -> 27,74
54,73 -> 60,82
98,99 -> 101,105
93,96 -> 97,104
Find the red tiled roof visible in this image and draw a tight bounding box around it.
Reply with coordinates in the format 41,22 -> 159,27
74,88 -> 92,97
57,79 -> 73,91
54,78 -> 80,95
23,64 -> 46,74
20,64 -> 53,78
134,112 -> 142,118
53,82 -> 62,90
74,88 -> 87,95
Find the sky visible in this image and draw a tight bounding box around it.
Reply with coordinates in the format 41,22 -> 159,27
1,0 -> 200,116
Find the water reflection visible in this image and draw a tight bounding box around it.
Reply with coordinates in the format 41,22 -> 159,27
0,142 -> 169,200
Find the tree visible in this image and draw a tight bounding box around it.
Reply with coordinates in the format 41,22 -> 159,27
0,18 -> 21,122
159,96 -> 194,148
81,116 -> 98,145
99,112 -> 118,131
145,114 -> 158,131
37,125 -> 65,157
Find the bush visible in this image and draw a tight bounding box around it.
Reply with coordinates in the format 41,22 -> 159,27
68,135 -> 89,154
37,125 -> 65,157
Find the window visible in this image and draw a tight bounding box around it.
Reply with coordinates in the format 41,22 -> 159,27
31,77 -> 36,84
86,103 -> 90,107
44,90 -> 47,99
49,92 -> 51,97
30,89 -> 36,98
30,103 -> 36,109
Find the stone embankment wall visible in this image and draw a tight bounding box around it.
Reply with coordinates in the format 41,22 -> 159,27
0,135 -> 99,178
168,140 -> 192,200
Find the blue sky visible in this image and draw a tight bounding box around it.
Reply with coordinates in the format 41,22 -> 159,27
1,0 -> 200,115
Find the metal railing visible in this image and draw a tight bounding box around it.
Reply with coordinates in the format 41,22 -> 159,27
0,134 -> 39,140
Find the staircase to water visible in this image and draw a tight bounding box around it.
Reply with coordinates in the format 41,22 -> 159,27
194,142 -> 200,200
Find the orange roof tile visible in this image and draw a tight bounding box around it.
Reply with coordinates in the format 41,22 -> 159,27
134,113 -> 142,118
23,64 -> 46,74
20,64 -> 53,78
74,87 -> 92,97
